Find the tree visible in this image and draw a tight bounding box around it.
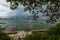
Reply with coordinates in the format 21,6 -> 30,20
6,0 -> 60,22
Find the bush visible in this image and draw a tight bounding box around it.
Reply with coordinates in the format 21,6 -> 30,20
48,22 -> 60,35
47,22 -> 60,40
0,30 -> 12,40
24,22 -> 60,40
25,32 -> 50,40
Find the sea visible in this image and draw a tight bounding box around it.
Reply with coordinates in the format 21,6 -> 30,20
0,19 -> 51,31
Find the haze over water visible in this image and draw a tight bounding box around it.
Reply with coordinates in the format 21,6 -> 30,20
0,19 -> 51,31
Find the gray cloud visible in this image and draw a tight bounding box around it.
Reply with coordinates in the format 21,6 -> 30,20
0,0 -> 47,19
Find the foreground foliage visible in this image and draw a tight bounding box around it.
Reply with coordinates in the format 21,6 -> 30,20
24,22 -> 60,40
0,30 -> 12,40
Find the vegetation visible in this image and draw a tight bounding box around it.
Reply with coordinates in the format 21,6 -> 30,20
0,0 -> 60,40
0,20 -> 60,40
1,20 -> 60,40
0,27 -> 12,40
6,0 -> 60,22
24,22 -> 60,40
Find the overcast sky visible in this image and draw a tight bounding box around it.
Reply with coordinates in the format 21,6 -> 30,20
0,0 -> 11,17
0,0 -> 47,18
0,0 -> 33,18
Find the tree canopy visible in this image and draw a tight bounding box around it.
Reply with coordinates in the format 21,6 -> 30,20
6,0 -> 60,22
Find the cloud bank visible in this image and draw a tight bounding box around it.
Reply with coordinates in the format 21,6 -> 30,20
0,0 -> 12,18
0,0 -> 47,19
0,0 -> 32,18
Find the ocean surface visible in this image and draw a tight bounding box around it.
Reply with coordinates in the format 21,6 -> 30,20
0,19 -> 51,31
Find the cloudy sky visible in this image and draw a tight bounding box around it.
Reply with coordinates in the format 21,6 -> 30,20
0,0 -> 33,18
0,0 -> 12,18
0,0 -> 47,18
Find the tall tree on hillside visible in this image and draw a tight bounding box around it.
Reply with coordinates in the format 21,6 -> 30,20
6,0 -> 60,22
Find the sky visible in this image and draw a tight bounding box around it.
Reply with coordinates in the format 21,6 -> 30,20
0,0 -> 12,18
0,0 -> 47,18
0,0 -> 33,18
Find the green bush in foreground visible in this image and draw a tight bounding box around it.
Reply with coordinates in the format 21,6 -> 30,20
0,30 -> 12,40
48,22 -> 60,35
24,22 -> 60,40
25,32 -> 49,40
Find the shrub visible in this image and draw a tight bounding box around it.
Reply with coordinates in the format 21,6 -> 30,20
47,22 -> 60,40
24,22 -> 60,40
0,29 -> 12,40
25,32 -> 50,40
